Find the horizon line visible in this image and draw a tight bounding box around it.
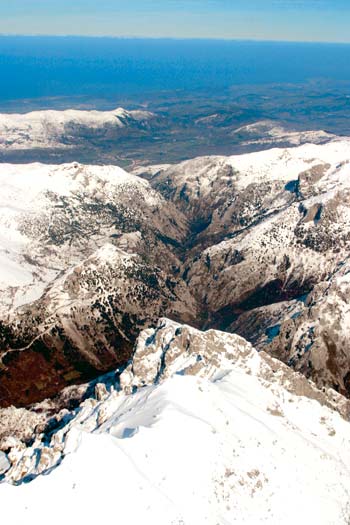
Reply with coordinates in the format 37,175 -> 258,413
0,34 -> 350,46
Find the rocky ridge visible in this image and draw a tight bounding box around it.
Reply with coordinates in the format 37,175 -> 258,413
1,319 -> 350,524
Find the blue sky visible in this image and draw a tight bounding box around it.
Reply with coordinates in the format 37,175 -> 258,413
0,0 -> 349,43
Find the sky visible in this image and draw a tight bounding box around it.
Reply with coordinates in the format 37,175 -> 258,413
0,0 -> 349,43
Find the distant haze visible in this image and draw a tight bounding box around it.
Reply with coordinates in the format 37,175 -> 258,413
0,0 -> 349,43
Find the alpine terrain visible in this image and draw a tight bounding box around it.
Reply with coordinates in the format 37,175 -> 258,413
1,111 -> 350,523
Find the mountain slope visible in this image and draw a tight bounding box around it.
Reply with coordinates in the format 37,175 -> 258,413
144,139 -> 350,394
0,245 -> 196,407
0,161 -> 188,315
0,162 -> 196,406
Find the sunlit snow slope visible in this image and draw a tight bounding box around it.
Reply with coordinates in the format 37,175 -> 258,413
1,319 -> 350,525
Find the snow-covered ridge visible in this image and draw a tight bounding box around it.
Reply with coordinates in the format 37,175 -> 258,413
0,107 -> 155,150
1,319 -> 350,524
150,138 -> 350,194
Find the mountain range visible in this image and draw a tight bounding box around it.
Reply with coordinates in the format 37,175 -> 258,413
0,102 -> 340,167
1,137 -> 350,405
1,108 -> 350,522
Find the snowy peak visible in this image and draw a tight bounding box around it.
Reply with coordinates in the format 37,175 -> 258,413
1,319 -> 350,524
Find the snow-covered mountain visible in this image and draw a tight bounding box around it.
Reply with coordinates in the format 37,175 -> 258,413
0,161 -> 187,314
1,319 -> 350,524
0,107 -> 156,150
2,135 -> 350,522
2,138 -> 350,408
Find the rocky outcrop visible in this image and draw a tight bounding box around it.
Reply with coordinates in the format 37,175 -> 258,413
120,318 -> 350,417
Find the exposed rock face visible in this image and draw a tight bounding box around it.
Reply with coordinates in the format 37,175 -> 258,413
0,407 -> 47,451
263,260 -> 350,395
120,317 -> 253,391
